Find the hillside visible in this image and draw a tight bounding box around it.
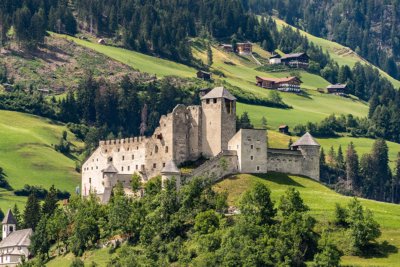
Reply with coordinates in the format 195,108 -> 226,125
57,33 -> 368,129
214,173 -> 400,266
273,18 -> 400,88
0,35 -> 150,92
0,110 -> 82,206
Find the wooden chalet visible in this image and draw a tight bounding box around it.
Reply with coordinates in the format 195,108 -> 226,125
255,76 -> 302,93
327,84 -> 347,95
196,70 -> 212,81
237,42 -> 252,55
281,52 -> 309,68
279,125 -> 290,134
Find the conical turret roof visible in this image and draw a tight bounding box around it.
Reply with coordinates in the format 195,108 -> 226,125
102,163 -> 118,173
291,132 -> 320,147
2,209 -> 17,225
161,161 -> 180,174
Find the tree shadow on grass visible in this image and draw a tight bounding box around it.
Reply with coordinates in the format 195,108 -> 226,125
251,172 -> 305,188
359,241 -> 398,259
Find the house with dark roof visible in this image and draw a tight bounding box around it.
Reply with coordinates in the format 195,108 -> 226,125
279,125 -> 290,134
281,52 -> 309,68
327,84 -> 348,95
0,209 -> 32,266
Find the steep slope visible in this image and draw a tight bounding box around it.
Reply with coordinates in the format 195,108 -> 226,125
60,33 -> 368,129
214,173 -> 400,266
0,110 -> 82,194
274,18 -> 400,88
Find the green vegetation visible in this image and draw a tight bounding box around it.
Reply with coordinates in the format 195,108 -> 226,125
54,33 -> 196,78
0,110 -> 81,193
214,172 -> 400,266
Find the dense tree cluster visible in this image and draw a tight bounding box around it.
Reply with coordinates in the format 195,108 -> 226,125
320,139 -> 400,204
0,0 -> 77,48
251,0 -> 400,80
20,178 -> 370,266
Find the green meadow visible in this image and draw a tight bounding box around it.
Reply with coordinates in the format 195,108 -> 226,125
0,110 -> 81,194
214,172 -> 400,267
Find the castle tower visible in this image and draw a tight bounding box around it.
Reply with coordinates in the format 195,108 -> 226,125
201,87 -> 237,158
2,209 -> 17,239
161,160 -> 181,190
291,132 -> 320,180
102,162 -> 118,189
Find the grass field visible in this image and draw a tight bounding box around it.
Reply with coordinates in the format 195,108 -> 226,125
274,18 -> 400,88
214,172 -> 400,267
0,110 -> 82,195
53,33 -> 196,78
46,248 -> 111,267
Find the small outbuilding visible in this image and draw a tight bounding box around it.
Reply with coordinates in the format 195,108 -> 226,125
237,42 -> 253,55
220,44 -> 234,53
279,125 -> 290,134
196,70 -> 212,81
269,54 -> 282,64
98,39 -> 106,45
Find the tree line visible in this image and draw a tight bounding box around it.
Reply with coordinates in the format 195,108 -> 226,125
12,177 -> 382,266
320,139 -> 400,204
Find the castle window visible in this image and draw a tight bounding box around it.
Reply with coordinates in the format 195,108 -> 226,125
257,166 -> 260,171
153,163 -> 157,169
121,167 -> 124,171
165,146 -> 169,153
96,166 -> 98,170
127,147 -> 129,151
136,165 -> 138,170
118,148 -> 120,152
108,157 -> 113,163
213,98 -> 217,104
89,178 -> 92,184
206,99 -> 210,104
132,154 -> 135,160
251,145 -> 254,149
137,146 -> 139,150
128,166 -> 130,171
122,156 -> 125,160
155,146 -> 159,153
163,163 -> 166,167
105,149 -> 108,152
251,156 -> 254,160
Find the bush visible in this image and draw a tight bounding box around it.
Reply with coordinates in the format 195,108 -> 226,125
14,184 -> 70,199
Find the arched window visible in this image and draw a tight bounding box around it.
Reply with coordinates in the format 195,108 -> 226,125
108,157 -> 113,163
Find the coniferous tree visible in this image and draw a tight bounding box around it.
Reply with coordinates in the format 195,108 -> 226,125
42,185 -> 58,216
346,142 -> 359,191
23,193 -> 41,230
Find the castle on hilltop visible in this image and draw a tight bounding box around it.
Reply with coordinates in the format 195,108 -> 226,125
82,87 -> 320,203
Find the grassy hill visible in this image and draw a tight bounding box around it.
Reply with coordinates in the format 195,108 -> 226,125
214,173 -> 400,267
46,172 -> 400,266
57,33 -> 368,129
0,110 -> 82,209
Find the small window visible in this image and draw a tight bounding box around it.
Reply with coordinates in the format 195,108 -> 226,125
136,165 -> 138,170
257,166 -> 260,171
153,163 -> 157,169
165,146 -> 169,153
121,167 -> 124,171
132,154 -> 134,160
122,156 -> 125,160
251,145 -> 254,149
128,166 -> 130,171
213,98 -> 217,104
251,156 -> 254,160
155,146 -> 159,153
163,163 -> 166,167
105,149 -> 108,152
118,148 -> 120,152
206,99 -> 210,104
89,178 -> 92,184
127,147 -> 130,151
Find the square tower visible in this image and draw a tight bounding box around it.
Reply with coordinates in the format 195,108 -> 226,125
201,87 -> 237,158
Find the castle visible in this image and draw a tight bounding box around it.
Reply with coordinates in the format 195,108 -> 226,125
82,87 -> 320,202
